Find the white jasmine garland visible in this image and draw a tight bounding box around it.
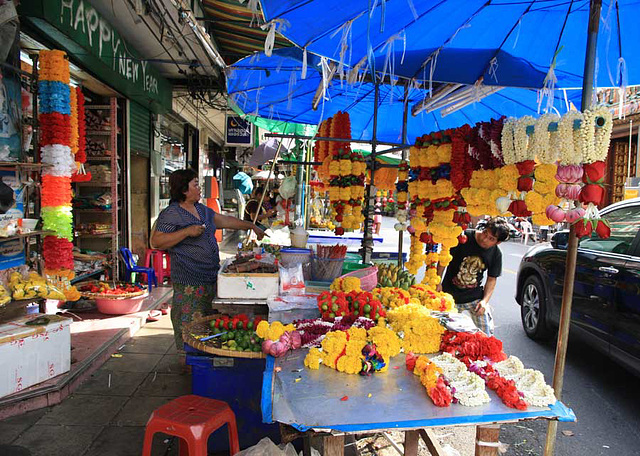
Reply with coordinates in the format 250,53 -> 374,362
578,109 -> 597,163
501,119 -> 517,165
494,357 -> 555,407
514,115 -> 535,162
41,144 -> 76,177
588,106 -> 613,163
557,111 -> 584,165
494,355 -> 525,381
431,353 -> 490,407
532,113 -> 560,164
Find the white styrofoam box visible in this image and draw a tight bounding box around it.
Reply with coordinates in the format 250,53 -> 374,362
217,259 -> 279,300
267,294 -> 320,323
0,314 -> 71,398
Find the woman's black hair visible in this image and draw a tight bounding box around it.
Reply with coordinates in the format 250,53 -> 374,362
169,169 -> 198,203
485,217 -> 510,242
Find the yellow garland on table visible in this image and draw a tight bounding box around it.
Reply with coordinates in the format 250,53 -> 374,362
414,355 -> 442,390
408,284 -> 456,311
372,287 -> 411,309
387,304 -> 446,353
304,326 -> 401,374
330,277 -> 362,292
255,320 -> 295,341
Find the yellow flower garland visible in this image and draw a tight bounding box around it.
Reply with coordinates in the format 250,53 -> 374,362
387,303 -> 446,353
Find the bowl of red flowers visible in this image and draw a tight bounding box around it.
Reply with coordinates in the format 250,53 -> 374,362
79,282 -> 148,315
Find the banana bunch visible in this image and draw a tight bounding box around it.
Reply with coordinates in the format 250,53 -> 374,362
375,263 -> 416,290
9,271 -> 66,300
0,284 -> 10,306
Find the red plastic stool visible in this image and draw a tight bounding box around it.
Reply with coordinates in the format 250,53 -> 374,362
144,249 -> 171,284
142,395 -> 240,456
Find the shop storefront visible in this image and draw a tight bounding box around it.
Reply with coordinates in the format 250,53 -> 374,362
18,0 -> 173,270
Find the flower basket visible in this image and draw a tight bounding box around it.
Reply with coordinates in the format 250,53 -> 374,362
182,315 -> 266,359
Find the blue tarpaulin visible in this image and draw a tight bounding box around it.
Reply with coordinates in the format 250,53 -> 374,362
227,48 -> 580,144
259,0 -> 638,90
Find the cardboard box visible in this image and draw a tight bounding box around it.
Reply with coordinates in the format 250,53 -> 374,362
0,314 -> 71,398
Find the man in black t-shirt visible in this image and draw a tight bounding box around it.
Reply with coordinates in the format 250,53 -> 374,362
437,217 -> 510,335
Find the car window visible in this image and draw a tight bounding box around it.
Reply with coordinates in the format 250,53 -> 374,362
579,205 -> 640,255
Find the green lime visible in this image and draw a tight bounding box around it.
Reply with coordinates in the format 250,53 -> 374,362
228,331 -> 236,340
209,320 -> 217,329
220,333 -> 229,342
247,321 -> 254,330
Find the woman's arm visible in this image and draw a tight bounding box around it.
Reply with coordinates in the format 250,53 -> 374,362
151,225 -> 204,250
214,212 -> 266,239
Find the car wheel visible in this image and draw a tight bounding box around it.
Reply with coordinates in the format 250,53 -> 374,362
520,275 -> 551,340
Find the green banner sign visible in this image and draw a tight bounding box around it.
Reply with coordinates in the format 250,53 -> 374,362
20,0 -> 172,112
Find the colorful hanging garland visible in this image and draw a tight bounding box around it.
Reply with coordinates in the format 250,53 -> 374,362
38,50 -> 79,300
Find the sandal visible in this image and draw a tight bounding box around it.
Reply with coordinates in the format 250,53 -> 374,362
146,309 -> 162,322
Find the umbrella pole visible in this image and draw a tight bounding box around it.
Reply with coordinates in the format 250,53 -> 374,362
361,81 -> 380,264
544,1 -> 602,455
252,141 -> 284,226
398,85 -> 409,267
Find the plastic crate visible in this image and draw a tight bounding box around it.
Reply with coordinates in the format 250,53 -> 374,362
185,348 -> 281,451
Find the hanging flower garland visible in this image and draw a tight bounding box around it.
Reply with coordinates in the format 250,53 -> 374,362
394,161 -> 409,231
38,50 -> 78,300
531,113 -> 559,164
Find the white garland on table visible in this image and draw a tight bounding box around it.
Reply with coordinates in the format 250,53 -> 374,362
584,106 -> 613,163
557,111 -> 584,165
532,113 -> 560,164
494,356 -> 555,407
501,118 -> 517,165
514,115 -> 535,162
515,369 -> 556,407
40,144 -> 76,177
431,353 -> 490,407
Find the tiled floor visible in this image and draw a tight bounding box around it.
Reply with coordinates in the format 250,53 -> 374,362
0,313 -> 189,456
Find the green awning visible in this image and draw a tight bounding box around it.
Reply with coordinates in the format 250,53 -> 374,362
229,101 -> 317,136
356,150 -> 401,165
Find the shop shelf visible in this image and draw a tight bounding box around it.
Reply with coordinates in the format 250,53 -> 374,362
0,230 -> 55,242
76,233 -> 114,238
86,130 -> 112,135
85,156 -> 113,161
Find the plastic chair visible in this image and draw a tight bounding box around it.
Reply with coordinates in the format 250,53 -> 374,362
119,247 -> 157,292
144,249 -> 171,284
142,395 -> 240,456
522,230 -> 536,245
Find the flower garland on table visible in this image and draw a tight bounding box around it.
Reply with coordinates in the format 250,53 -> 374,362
372,287 -> 411,309
38,50 -> 79,301
386,303 -> 446,353
294,316 -> 376,348
411,354 -> 453,407
492,356 -> 556,407
468,361 -> 528,410
440,330 -> 507,364
303,325 -> 401,374
407,283 -> 456,311
431,352 -> 490,406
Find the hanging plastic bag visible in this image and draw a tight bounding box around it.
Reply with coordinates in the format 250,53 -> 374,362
278,263 -> 305,296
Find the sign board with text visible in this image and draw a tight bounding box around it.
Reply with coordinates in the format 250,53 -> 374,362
225,115 -> 253,147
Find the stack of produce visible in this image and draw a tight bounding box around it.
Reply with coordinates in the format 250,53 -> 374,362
375,263 -> 416,289
316,289 -> 385,320
8,271 -> 66,300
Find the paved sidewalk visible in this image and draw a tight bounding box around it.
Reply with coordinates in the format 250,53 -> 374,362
0,313 -> 189,456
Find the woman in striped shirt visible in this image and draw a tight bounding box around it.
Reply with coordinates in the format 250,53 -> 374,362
151,169 -> 265,350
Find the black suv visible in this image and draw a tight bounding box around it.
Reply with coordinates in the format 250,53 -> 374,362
516,198 -> 640,376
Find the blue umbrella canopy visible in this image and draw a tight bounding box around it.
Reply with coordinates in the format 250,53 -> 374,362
227,48 -> 579,144
259,0 -> 636,90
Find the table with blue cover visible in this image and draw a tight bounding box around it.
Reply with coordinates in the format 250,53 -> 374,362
262,350 -> 575,456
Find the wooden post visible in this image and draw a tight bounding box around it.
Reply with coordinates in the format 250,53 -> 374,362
403,430 -> 420,456
475,425 -> 501,456
419,429 -> 446,456
544,1 -> 602,455
324,435 -> 345,456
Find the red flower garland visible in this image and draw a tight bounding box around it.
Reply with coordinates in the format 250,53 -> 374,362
440,330 -> 507,363
43,236 -> 74,270
39,113 -> 71,147
450,124 -> 474,191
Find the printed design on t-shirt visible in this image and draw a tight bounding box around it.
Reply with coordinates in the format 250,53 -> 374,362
452,256 -> 485,289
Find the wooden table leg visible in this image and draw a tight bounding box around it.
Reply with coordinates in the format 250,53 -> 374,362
403,430 -> 420,456
475,424 -> 501,456
418,429 -> 445,456
303,435 -> 312,456
324,435 -> 345,456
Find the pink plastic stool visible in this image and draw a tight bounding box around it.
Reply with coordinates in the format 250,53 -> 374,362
144,249 -> 171,284
142,395 -> 239,456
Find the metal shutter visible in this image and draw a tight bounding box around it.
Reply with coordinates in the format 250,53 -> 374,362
130,101 -> 151,157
